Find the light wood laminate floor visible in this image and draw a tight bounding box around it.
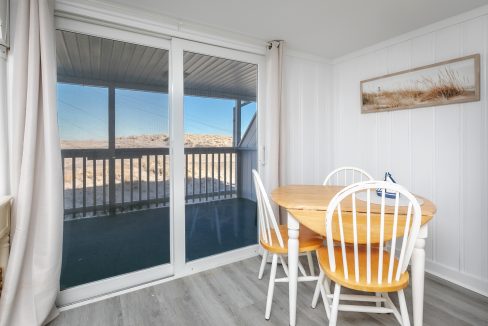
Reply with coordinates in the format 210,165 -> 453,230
50,256 -> 488,326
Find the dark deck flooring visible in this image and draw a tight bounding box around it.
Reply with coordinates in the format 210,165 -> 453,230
61,198 -> 257,289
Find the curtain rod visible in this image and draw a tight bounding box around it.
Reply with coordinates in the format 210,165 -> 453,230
267,40 -> 284,49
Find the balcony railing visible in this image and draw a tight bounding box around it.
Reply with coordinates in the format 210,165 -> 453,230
61,147 -> 240,219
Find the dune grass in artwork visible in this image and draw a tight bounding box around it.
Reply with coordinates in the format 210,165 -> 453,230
361,54 -> 479,113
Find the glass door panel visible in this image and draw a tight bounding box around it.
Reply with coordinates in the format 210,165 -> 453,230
183,51 -> 258,261
57,30 -> 170,289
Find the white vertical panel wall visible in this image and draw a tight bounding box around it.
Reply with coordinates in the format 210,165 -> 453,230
330,11 -> 488,295
281,53 -> 334,186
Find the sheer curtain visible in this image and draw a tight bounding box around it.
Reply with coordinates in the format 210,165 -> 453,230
0,0 -> 63,325
261,41 -> 284,219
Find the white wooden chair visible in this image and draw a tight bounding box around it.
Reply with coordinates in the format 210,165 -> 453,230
323,166 -> 373,186
317,166 -> 375,301
252,170 -> 323,319
255,171 -> 317,281
313,181 -> 422,326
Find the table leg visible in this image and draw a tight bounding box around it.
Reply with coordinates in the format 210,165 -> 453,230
288,212 -> 300,326
412,224 -> 428,326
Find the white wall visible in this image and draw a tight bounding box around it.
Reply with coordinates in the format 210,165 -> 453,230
239,52 -> 334,205
281,53 -> 334,186
331,11 -> 488,295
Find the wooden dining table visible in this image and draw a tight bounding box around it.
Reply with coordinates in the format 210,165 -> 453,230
271,185 -> 437,326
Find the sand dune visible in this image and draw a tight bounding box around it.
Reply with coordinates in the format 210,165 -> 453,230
61,133 -> 232,149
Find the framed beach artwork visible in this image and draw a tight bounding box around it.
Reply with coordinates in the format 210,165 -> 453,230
360,54 -> 480,113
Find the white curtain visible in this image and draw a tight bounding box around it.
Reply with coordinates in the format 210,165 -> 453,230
0,0 -> 63,325
261,41 -> 284,219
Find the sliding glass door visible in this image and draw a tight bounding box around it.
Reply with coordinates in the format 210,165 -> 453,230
181,50 -> 258,261
55,24 -> 263,305
56,30 -> 172,296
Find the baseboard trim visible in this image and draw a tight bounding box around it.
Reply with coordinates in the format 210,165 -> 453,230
425,260 -> 488,298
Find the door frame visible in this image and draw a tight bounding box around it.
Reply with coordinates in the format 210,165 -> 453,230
55,17 -> 265,308
55,18 -> 175,307
170,38 -> 265,273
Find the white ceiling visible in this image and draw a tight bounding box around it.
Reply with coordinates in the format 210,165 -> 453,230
101,0 -> 488,58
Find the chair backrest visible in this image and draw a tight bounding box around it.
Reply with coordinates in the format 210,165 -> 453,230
252,170 -> 284,248
323,166 -> 373,186
325,181 -> 421,285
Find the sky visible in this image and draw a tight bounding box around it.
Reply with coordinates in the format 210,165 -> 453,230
57,83 -> 256,141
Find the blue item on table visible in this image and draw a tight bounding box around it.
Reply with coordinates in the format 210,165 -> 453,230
376,172 -> 398,199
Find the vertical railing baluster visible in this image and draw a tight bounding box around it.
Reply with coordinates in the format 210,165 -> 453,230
205,153 -> 208,201
236,149 -> 242,198
185,153 -> 188,202
138,157 -> 142,205
108,87 -> 115,214
199,153 -> 202,202
83,156 -> 87,217
72,157 -> 76,218
192,153 -> 195,202
103,159 -> 106,211
146,155 -> 150,208
130,157 -> 134,207
218,153 -> 221,199
224,152 -> 227,198
230,152 -> 233,197
155,155 -> 159,206
108,154 -> 116,215
121,158 -> 125,207
163,153 -> 166,205
211,153 -> 215,200
93,159 -> 97,216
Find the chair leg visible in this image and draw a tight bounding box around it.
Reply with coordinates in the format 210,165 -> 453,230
258,250 -> 268,279
321,275 -> 332,316
329,283 -> 341,326
311,270 -> 324,308
383,293 -> 403,324
265,254 -> 278,320
376,292 -> 382,307
279,255 -> 289,276
306,251 -> 315,276
398,290 -> 410,326
298,260 -> 308,277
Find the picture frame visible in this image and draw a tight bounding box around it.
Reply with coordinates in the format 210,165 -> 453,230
360,54 -> 480,113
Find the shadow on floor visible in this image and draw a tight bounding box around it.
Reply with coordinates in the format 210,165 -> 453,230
61,198 -> 257,290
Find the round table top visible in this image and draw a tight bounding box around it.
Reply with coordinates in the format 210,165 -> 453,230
271,184 -> 437,240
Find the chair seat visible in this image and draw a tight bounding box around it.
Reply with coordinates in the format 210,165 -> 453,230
260,225 -> 323,254
317,246 -> 409,293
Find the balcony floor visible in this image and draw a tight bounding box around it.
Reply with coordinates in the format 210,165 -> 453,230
61,198 -> 257,290
51,255 -> 488,326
